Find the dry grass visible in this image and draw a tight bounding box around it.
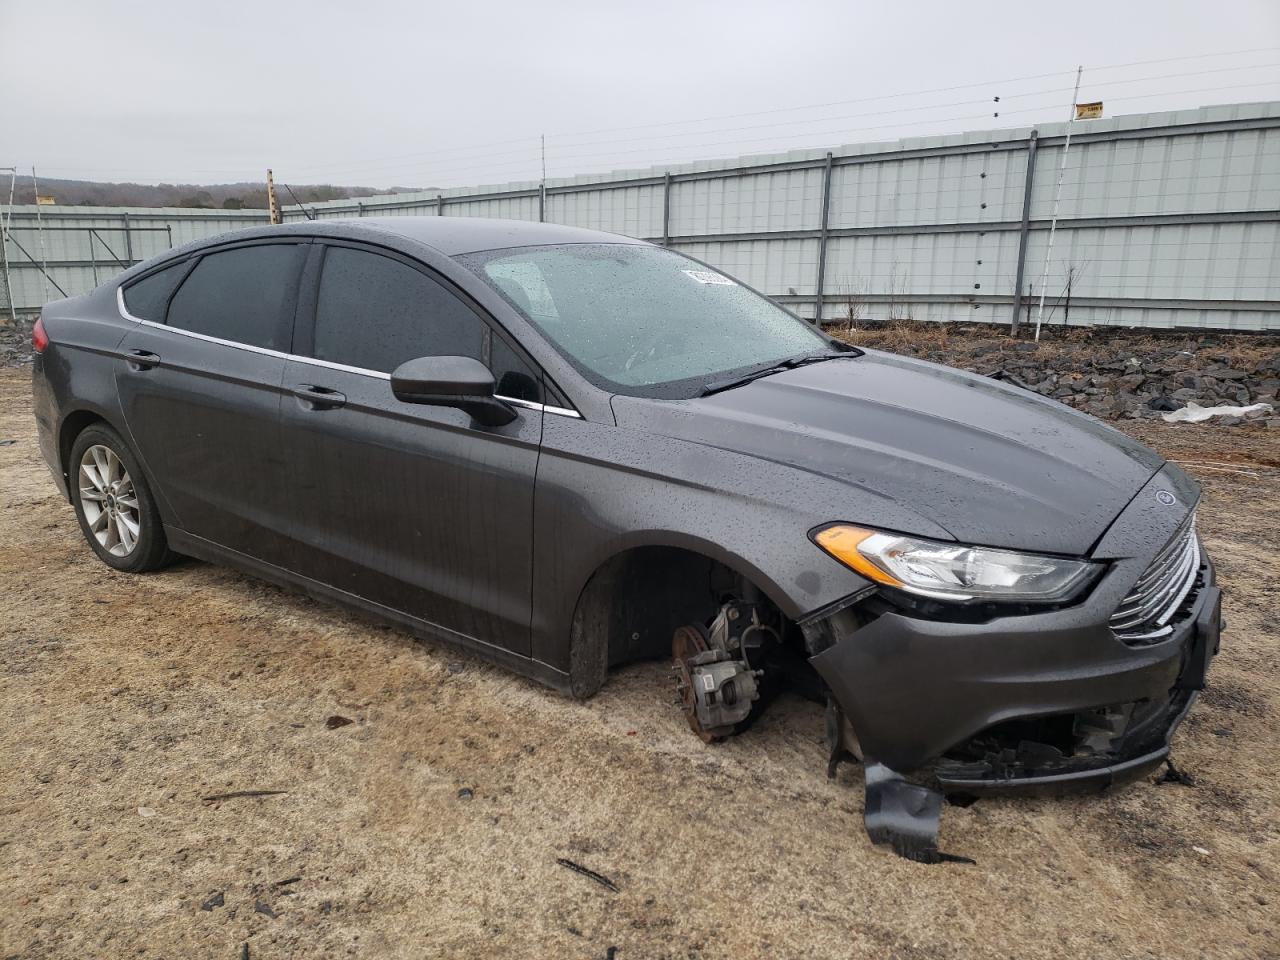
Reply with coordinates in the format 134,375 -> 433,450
1,367 -> 1278,959
828,317 -> 955,353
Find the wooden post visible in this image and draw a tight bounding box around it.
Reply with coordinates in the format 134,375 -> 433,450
266,169 -> 282,225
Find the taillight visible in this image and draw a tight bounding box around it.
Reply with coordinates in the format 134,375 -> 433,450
32,316 -> 49,353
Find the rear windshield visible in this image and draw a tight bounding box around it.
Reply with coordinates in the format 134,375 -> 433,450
460,243 -> 831,399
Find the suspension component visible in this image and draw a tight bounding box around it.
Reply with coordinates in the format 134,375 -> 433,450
671,600 -> 774,742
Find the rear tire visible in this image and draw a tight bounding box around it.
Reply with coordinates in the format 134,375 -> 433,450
69,424 -> 174,573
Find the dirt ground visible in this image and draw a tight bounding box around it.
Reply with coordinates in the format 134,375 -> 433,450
1,365 -> 1277,960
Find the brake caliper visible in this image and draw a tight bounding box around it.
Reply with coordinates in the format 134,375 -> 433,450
671,601 -> 773,742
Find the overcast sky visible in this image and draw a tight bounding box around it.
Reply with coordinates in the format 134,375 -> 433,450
4,0 -> 1278,190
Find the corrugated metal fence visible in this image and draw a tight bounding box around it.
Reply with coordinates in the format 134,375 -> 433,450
5,101 -> 1278,330
0,207 -> 268,318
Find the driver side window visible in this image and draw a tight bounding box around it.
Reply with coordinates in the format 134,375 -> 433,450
311,246 -> 539,402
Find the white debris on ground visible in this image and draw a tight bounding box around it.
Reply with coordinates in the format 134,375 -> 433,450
1161,401 -> 1275,424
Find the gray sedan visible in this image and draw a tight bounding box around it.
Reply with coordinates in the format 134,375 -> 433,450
30,217 -> 1222,861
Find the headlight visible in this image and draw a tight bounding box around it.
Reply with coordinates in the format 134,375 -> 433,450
813,524 -> 1099,603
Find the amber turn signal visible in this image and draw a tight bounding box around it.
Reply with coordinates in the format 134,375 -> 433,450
812,525 -> 904,587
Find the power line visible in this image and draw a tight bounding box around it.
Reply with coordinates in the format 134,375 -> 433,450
285,47 -> 1280,177
1082,45 -> 1280,74
29,49 -> 1280,187
274,78 -> 1279,191
297,109 -> 1020,185
1000,79 -> 1280,119
539,45 -> 1280,142
284,76 -> 1279,187
539,62 -> 1278,157
284,66 -> 1280,185
541,82 -> 1279,170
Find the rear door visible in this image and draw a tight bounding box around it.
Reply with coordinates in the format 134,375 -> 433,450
280,242 -> 545,656
115,240 -> 307,566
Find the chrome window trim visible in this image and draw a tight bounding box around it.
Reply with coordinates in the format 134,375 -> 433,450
497,395 -> 581,418
296,354 -> 392,380
132,314 -> 290,360
117,285 -> 149,325
116,286 -> 582,418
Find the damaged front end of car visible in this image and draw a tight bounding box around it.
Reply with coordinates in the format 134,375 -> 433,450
805,552 -> 1218,862
669,472 -> 1224,864
809,511 -> 1220,861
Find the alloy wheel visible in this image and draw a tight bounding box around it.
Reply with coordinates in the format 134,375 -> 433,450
78,444 -> 141,557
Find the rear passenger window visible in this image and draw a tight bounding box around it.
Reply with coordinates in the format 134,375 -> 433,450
121,261 -> 188,322
312,247 -> 538,400
166,244 -> 302,350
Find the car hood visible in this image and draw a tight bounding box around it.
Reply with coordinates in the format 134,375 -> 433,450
610,349 -> 1165,555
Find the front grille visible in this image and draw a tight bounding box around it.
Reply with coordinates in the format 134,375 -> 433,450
1110,512 -> 1200,645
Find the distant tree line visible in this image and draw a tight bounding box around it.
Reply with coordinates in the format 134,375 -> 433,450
8,178 -> 428,210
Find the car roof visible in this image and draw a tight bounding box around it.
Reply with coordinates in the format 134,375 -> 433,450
302,216 -> 648,256
115,216 -> 652,292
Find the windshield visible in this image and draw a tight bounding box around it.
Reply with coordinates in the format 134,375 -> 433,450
460,243 -> 833,398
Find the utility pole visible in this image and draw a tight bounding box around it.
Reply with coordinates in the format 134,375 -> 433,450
32,166 -> 51,302
1009,130 -> 1038,333
539,134 -> 547,222
1033,66 -> 1082,342
1,167 -> 16,323
266,169 -> 282,225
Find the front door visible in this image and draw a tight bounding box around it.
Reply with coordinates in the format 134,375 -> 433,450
280,243 -> 543,656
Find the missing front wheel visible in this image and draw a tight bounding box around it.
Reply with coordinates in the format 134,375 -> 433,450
670,600 -> 776,742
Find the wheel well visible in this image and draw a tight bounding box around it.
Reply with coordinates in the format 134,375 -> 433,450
567,545 -> 781,697
57,410 -> 108,493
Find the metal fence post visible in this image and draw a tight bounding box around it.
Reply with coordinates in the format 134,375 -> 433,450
437,194 -> 445,216
1010,130 -> 1039,333
1,167 -> 15,323
813,152 -> 834,324
662,172 -> 672,247
88,229 -> 99,285
0,227 -> 12,323
122,212 -> 134,265
357,202 -> 365,218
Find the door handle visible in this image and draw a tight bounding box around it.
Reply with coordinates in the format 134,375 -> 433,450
292,384 -> 347,410
125,349 -> 161,371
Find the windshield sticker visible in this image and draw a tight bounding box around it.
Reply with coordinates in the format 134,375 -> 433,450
682,269 -> 736,286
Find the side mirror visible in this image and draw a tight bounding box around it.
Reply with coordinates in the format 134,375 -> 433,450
390,355 -> 517,427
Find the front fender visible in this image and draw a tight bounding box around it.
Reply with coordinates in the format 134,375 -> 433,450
530,414 -> 880,673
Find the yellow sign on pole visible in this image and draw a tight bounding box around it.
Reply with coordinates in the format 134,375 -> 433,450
1075,101 -> 1103,120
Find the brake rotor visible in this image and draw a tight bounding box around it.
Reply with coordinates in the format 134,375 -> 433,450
672,623 -> 722,743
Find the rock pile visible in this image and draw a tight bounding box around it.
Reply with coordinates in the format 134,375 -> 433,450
0,319 -> 34,369
837,323 -> 1279,428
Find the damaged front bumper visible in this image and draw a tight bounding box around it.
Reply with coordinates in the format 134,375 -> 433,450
805,546 -> 1222,862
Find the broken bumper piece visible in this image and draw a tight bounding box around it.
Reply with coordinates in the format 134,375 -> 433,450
863,762 -> 974,865
806,558 -> 1220,861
